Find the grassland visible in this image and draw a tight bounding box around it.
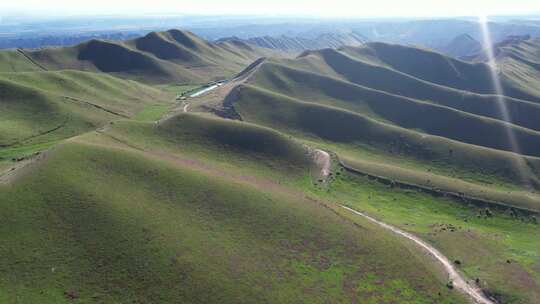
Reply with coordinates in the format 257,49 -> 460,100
228,84 -> 540,195
0,123 -> 467,303
196,41 -> 540,302
16,29 -> 281,84
156,83 -> 199,95
0,50 -> 42,72
99,113 -> 315,182
0,69 -> 173,167
209,46 -> 540,212
497,38 -> 540,100
1,30 -> 539,304
252,60 -> 540,133
310,170 -> 540,304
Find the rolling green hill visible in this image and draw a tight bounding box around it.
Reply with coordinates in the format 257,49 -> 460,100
0,49 -> 43,72
249,61 -> 540,150
251,59 -> 540,130
226,84 -> 540,197
187,44 -> 540,302
496,38 -> 540,100
100,113 -> 316,180
0,69 -> 172,163
7,30 -> 282,84
339,42 -> 540,102
0,116 -> 466,304
1,28 -> 539,304
206,46 -> 540,201
339,43 -> 496,93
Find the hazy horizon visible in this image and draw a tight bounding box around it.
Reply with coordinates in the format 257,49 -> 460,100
1,0 -> 540,18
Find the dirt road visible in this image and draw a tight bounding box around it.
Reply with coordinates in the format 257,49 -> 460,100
341,206 -> 495,304
315,149 -> 493,303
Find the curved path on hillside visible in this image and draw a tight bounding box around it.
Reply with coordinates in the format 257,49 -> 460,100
341,205 -> 495,304
312,149 -> 494,304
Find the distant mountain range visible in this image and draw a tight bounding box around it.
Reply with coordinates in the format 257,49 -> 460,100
440,33 -> 483,58
9,29 -> 280,84
2,17 -> 540,54
1,28 -> 540,304
218,32 -> 368,53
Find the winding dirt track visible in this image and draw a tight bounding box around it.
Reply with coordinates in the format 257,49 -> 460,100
312,149 -> 494,304
341,206 -> 495,304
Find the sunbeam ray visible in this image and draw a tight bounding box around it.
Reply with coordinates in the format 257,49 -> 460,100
478,14 -> 534,190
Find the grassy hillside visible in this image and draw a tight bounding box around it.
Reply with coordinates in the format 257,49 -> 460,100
0,78 -> 121,147
340,156 -> 540,212
224,84 -> 540,207
249,61 -> 540,155
99,113 -> 316,181
340,43 -> 496,93
1,29 -> 539,304
0,49 -> 43,72
497,38 -> 540,100
250,60 -> 540,132
186,64 -> 540,302
0,70 -> 169,116
129,31 -> 215,67
0,70 -> 172,163
25,39 -> 203,84
204,44 -> 540,203
313,170 -> 540,304
282,50 -> 539,130
12,29 -> 281,84
340,42 -> 540,102
0,131 -> 466,303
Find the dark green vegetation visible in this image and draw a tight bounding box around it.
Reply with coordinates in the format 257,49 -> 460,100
313,170 -> 540,304
7,30 -> 281,84
0,115 -> 466,304
1,30 -> 539,303
198,38 -> 540,303
496,38 -> 540,100
222,42 -> 540,208
0,69 -> 171,163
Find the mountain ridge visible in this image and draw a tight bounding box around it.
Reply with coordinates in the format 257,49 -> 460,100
218,32 -> 368,53
4,29 -> 282,84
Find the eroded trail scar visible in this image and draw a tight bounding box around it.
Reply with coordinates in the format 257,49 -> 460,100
313,149 -> 331,178
341,206 -> 496,304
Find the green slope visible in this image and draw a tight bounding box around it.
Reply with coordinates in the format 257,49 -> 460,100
99,113 -> 316,181
0,49 -> 43,72
9,29 -> 282,84
224,84 -> 540,209
1,29 -> 539,304
496,38 -> 540,100
314,169 -> 540,304
253,59 -> 540,132
340,43 -> 495,93
0,70 -> 169,116
25,39 -> 203,84
0,70 -> 172,162
0,78 -> 125,147
292,49 -> 540,126
339,42 -> 540,102
249,61 -> 540,156
205,44 -> 540,203
0,132 -> 466,304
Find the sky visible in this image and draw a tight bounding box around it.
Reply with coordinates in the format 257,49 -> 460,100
1,0 -> 540,17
